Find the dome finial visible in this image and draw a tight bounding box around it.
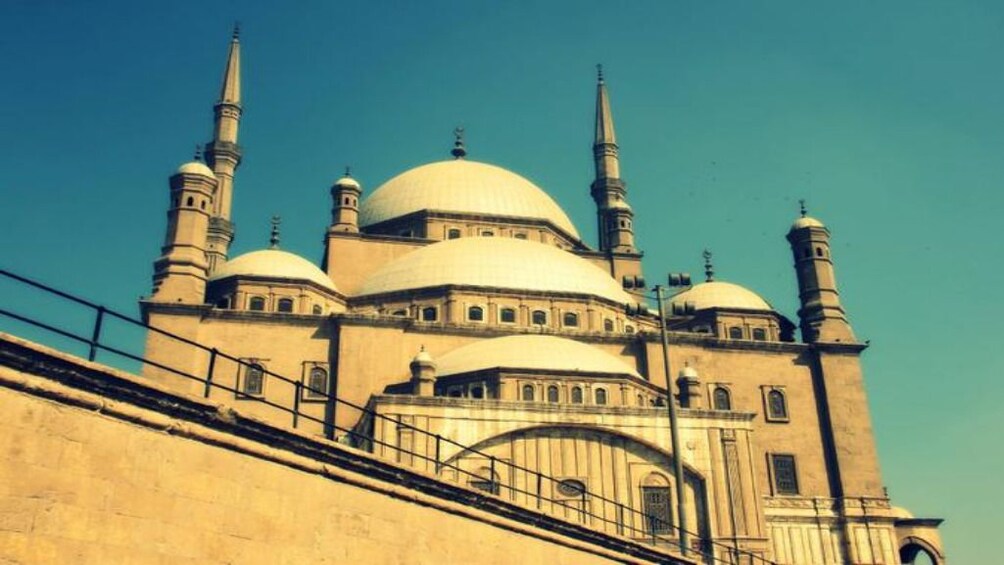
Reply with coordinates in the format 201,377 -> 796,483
799,199 -> 807,218
451,126 -> 466,159
597,63 -> 604,84
344,165 -> 352,178
232,21 -> 240,40
269,215 -> 281,249
193,144 -> 203,162
702,249 -> 715,282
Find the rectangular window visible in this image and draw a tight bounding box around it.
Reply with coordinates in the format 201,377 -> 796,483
642,486 -> 673,535
771,454 -> 799,495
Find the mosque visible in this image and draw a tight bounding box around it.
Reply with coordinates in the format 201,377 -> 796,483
139,30 -> 944,564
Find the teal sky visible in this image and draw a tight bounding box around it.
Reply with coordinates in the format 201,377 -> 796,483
2,1 -> 1001,561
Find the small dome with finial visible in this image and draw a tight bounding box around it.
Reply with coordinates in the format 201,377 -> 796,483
176,144 -> 215,177
334,166 -> 361,189
411,345 -> 435,366
791,199 -> 825,230
679,363 -> 699,379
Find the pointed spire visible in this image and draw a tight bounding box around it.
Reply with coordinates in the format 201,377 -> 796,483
594,64 -> 617,147
703,249 -> 715,282
269,216 -> 281,249
218,23 -> 241,105
451,127 -> 466,159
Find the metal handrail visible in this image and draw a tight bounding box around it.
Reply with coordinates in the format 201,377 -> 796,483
0,268 -> 775,565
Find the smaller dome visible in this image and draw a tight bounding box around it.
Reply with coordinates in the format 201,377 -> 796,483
334,175 -> 361,189
210,249 -> 337,292
791,216 -> 825,230
176,161 -> 215,178
436,335 -> 641,378
668,281 -> 772,312
679,365 -> 699,379
411,348 -> 435,366
890,506 -> 915,520
608,199 -> 632,211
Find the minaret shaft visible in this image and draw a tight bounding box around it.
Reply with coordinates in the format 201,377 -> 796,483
205,28 -> 243,273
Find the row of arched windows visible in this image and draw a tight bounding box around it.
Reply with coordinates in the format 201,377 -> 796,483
236,296 -> 323,315
446,228 -> 530,240
522,384 -> 608,405
239,362 -> 330,400
415,304 -> 629,332
708,385 -> 789,421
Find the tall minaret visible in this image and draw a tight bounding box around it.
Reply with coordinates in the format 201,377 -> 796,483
204,25 -> 243,273
786,201 -> 856,343
590,65 -> 636,254
150,148 -> 217,303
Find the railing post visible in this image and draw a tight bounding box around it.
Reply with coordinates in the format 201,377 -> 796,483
536,471 -> 543,509
580,488 -> 587,523
87,306 -> 105,362
203,348 -> 217,398
292,381 -> 301,429
649,513 -> 657,545
617,503 -> 624,536
434,434 -> 442,474
489,455 -> 497,495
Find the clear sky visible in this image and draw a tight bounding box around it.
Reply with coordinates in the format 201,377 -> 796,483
1,1 -> 1001,561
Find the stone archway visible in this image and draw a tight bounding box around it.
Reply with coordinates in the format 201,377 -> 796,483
899,537 -> 942,565
441,424 -> 711,546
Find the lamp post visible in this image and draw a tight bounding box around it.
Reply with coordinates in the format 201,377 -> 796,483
654,284 -> 690,556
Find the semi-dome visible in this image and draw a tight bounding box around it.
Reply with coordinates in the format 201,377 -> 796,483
356,237 -> 633,304
176,161 -> 215,177
436,335 -> 641,378
359,160 -> 580,238
668,281 -> 772,312
210,249 -> 337,292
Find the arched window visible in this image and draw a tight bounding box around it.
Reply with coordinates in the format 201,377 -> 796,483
637,394 -> 645,406
513,233 -> 527,240
531,310 -> 547,325
728,326 -> 744,339
243,363 -> 265,396
816,247 -> 824,257
803,247 -> 812,258
391,309 -> 407,317
200,200 -> 206,210
595,388 -> 607,405
481,230 -> 494,237
421,307 -> 438,322
499,307 -> 516,323
571,387 -> 583,404
641,473 -> 673,535
186,196 -> 194,206
522,384 -> 535,402
343,197 -> 350,205
470,386 -> 484,399
547,385 -> 559,403
248,296 -> 266,311
752,328 -> 767,341
625,325 -> 634,334
447,228 -> 461,239
563,312 -> 579,327
603,319 -> 614,332
713,387 -> 731,410
467,306 -> 484,322
312,304 -> 323,315
305,367 -> 327,399
215,296 -> 230,309
770,454 -> 799,495
277,298 -> 294,313
767,389 -> 788,420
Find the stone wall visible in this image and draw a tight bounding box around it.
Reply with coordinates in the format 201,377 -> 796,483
0,333 -> 690,565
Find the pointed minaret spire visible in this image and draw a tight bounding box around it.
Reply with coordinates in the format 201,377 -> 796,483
204,26 -> 245,274
590,65 -> 636,256
269,216 -> 281,249
594,65 -> 618,170
451,127 -> 467,159
219,23 -> 241,105
703,249 -> 715,282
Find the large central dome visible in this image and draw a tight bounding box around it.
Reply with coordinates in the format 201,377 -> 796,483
356,237 -> 632,304
359,160 -> 580,238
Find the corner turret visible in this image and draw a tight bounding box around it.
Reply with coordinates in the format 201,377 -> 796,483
786,201 -> 856,343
